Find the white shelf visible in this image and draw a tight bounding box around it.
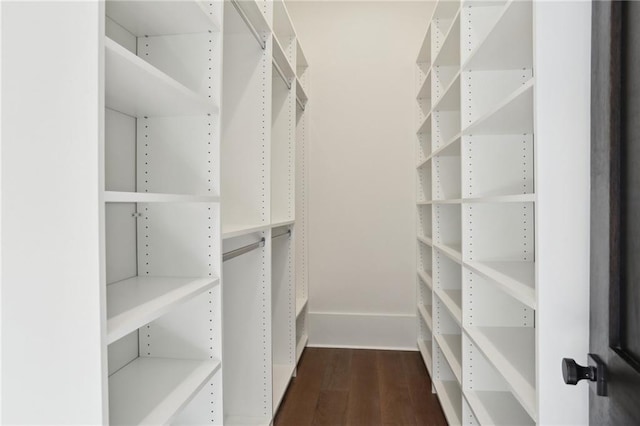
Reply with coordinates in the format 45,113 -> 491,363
417,111 -> 432,134
417,68 -> 432,100
104,191 -> 219,204
225,416 -> 270,426
463,194 -> 535,204
107,276 -> 218,344
109,357 -> 220,425
435,243 -> 463,264
433,379 -> 462,426
430,133 -> 461,160
105,38 -> 217,117
296,334 -> 308,363
232,0 -> 271,35
273,363 -> 295,412
296,297 -> 308,318
435,333 -> 462,384
418,303 -> 433,332
462,0 -> 533,71
436,288 -> 462,325
433,10 -> 461,66
222,223 -> 271,239
106,1 -> 220,36
417,200 -> 434,206
271,219 -> 295,229
273,36 -> 296,85
418,269 -> 433,291
464,390 -> 535,426
418,235 -> 433,247
464,260 -> 535,309
296,78 -> 308,105
432,199 -> 463,205
417,338 -> 433,377
464,80 -> 533,135
297,43 -> 309,77
417,157 -> 432,169
433,72 -> 461,112
417,25 -> 432,64
465,326 -> 536,420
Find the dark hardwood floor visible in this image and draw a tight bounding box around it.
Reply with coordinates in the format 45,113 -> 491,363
274,348 -> 447,426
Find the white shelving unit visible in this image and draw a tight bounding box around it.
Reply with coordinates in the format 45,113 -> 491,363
415,1 -> 591,425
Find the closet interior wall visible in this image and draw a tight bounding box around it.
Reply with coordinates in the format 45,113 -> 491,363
1,0 -> 309,424
415,1 -> 591,425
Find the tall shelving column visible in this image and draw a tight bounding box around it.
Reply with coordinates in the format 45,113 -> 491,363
103,1 -> 224,423
416,1 -> 591,425
461,1 -> 536,425
295,40 -> 310,366
221,1 -> 274,424
270,0 -> 297,415
416,21 -> 434,379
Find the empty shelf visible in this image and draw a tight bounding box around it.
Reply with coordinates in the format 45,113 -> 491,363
464,194 -> 536,204
417,338 -> 433,376
418,303 -> 433,332
273,37 -> 295,84
222,223 -> 271,240
465,390 -> 535,426
433,379 -> 462,426
435,333 -> 462,384
296,297 -> 308,318
109,357 -> 220,425
466,326 -> 536,420
435,243 -> 463,264
464,80 -> 533,135
106,1 -> 220,36
107,276 -> 218,344
418,235 -> 433,247
433,11 -> 461,66
464,260 -> 535,309
436,289 -> 462,325
106,38 -> 217,117
418,269 -> 433,291
104,191 -> 219,204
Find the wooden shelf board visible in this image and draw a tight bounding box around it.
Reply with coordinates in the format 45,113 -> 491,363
231,0 -> 271,34
225,416 -> 270,426
107,276 -> 218,344
418,235 -> 433,247
273,36 -> 296,84
465,326 -> 537,420
462,0 -> 533,71
432,199 -> 463,205
106,1 -> 220,36
109,357 -> 220,425
463,194 -> 535,204
296,297 -> 308,318
222,223 -> 271,239
464,80 -> 534,135
435,333 -> 462,384
418,269 -> 434,292
430,133 -> 461,159
433,72 -> 461,112
436,288 -> 462,325
418,303 -> 434,333
104,191 -> 219,204
417,111 -> 432,134
433,379 -> 462,426
464,260 -> 535,309
464,389 -> 535,426
271,219 -> 295,228
296,334 -> 309,364
433,11 -> 461,67
417,68 -> 432,100
435,243 -> 463,264
417,338 -> 433,377
105,38 -> 217,117
273,363 -> 295,412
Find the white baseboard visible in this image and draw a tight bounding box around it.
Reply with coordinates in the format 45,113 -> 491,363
308,311 -> 417,350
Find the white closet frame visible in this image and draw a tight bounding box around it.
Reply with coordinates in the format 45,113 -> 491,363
415,1 -> 591,425
1,0 -> 309,424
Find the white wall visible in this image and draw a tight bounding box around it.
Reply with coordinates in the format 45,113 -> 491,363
287,1 -> 434,349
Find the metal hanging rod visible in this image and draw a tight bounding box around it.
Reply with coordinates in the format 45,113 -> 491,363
223,237 -> 265,262
230,0 -> 266,50
296,96 -> 306,111
273,60 -> 292,90
272,229 -> 292,240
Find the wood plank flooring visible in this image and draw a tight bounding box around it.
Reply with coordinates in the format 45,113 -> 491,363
274,348 -> 447,426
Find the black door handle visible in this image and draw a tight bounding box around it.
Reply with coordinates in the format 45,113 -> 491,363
562,354 -> 607,396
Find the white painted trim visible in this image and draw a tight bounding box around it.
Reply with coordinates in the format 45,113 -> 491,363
308,311 -> 417,350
